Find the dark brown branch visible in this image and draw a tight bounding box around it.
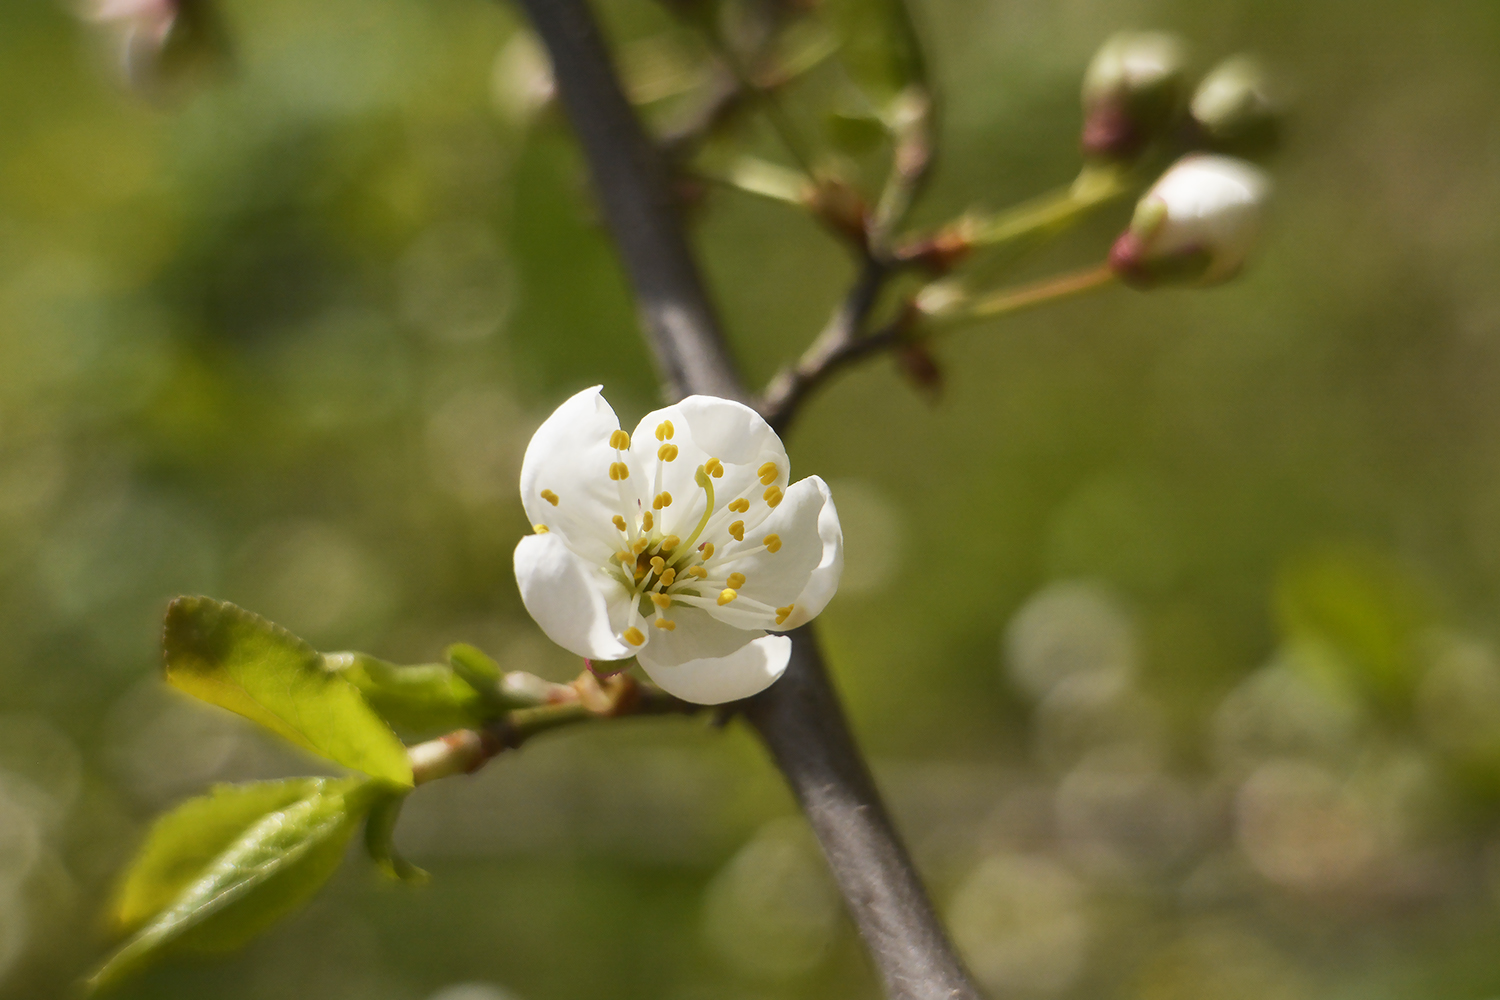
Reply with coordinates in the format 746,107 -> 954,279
744,628 -> 984,1000
515,0 -> 745,403
512,1 -> 980,996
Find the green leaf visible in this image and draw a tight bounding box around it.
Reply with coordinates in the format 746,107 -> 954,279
163,597 -> 412,786
89,778 -> 374,994
329,651 -> 492,736
109,779 -> 329,934
364,792 -> 428,884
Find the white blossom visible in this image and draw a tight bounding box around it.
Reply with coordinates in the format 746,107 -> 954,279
513,387 -> 842,705
1110,154 -> 1271,287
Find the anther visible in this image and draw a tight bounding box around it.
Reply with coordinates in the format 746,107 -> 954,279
705,458 -> 724,478
651,592 -> 672,609
728,498 -> 749,513
763,485 -> 783,507
653,492 -> 673,509
609,462 -> 631,481
728,521 -> 744,542
653,618 -> 677,631
623,627 -> 645,646
632,538 -> 649,555
687,566 -> 708,579
718,589 -> 738,606
650,556 -> 666,574
726,572 -> 746,589
540,489 -> 559,506
609,430 -> 630,450
659,568 -> 676,587
700,542 -> 714,560
612,515 -> 627,532
617,551 -> 634,563
642,511 -> 654,531
763,534 -> 782,553
661,535 -> 680,551
658,443 -> 679,462
655,420 -> 675,441
775,605 -> 794,625
758,462 -> 778,485
534,524 -> 549,534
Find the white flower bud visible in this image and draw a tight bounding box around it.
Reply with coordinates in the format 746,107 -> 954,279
82,0 -> 226,93
1109,154 -> 1271,288
1190,55 -> 1282,154
1080,31 -> 1188,161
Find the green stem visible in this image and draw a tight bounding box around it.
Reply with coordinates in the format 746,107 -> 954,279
923,262 -> 1117,332
967,163 -> 1129,248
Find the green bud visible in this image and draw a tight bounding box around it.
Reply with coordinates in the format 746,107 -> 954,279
1080,31 -> 1189,162
1190,55 -> 1282,155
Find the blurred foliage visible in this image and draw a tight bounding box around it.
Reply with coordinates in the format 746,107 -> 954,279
4,0 -> 1500,999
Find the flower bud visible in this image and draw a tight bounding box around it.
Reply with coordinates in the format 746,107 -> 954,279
1190,55 -> 1281,155
1109,154 -> 1270,288
1080,31 -> 1188,162
84,0 -> 227,93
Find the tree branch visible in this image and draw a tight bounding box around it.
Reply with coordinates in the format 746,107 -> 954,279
515,0 -> 744,403
510,1 -> 981,996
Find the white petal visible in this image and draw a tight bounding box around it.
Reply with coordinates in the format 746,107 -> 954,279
520,385 -> 636,565
636,607 -> 765,667
779,476 -> 843,629
629,395 -> 790,540
705,476 -> 827,624
638,634 -> 792,705
514,533 -> 633,661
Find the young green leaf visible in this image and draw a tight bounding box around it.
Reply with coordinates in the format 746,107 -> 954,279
328,651 -> 493,736
89,778 -> 374,994
109,779 -> 330,934
163,597 -> 413,786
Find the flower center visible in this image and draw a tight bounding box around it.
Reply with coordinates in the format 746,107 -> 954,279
591,423 -> 794,645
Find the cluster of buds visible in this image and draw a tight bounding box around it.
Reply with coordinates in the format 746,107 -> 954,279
1080,32 -> 1284,165
1079,32 -> 1281,288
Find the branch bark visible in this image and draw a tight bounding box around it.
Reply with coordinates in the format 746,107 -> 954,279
511,1 -> 981,996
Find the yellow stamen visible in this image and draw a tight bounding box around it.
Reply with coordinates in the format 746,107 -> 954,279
655,420 -> 675,441
651,592 -> 672,609
632,538 -> 649,555
653,618 -> 676,631
763,485 -> 783,507
775,605 -> 794,625
728,498 -> 750,513
687,566 -> 708,579
661,535 -> 680,551
726,572 -> 746,589
763,534 -> 782,553
718,589 -> 738,606
623,627 -> 645,646
658,443 -> 679,462
653,491 -> 673,509
617,551 -> 633,563
729,521 -> 744,542
612,515 -> 627,532
650,556 -> 666,575
758,462 -> 778,485
700,543 -> 714,560
609,430 -> 630,450
534,524 -> 549,534
609,462 -> 630,481
705,457 -> 724,478
642,510 -> 654,531
659,567 -> 676,587
540,489 -> 559,506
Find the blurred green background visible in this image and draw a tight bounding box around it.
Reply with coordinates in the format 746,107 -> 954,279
5,0 -> 1500,997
